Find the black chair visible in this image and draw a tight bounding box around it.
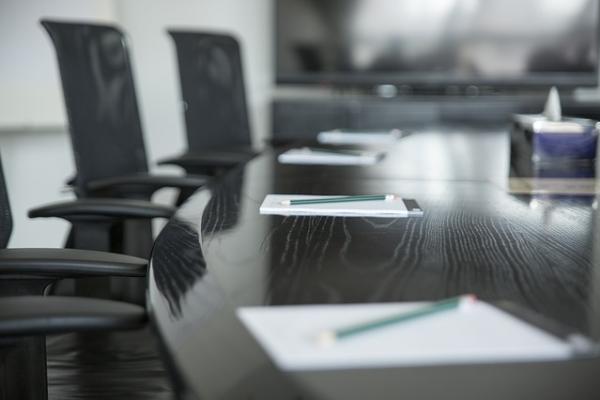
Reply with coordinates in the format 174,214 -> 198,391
40,19 -> 207,200
0,154 -> 150,400
39,20 -> 207,258
160,31 -> 258,176
0,297 -> 145,400
24,164 -> 175,302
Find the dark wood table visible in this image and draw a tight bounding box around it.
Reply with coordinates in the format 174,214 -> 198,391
148,125 -> 600,399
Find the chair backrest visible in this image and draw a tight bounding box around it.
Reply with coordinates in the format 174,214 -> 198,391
41,20 -> 149,194
0,154 -> 13,249
168,31 -> 252,152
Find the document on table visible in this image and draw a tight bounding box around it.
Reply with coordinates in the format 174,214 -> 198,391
259,195 -> 423,218
317,129 -> 404,145
237,302 -> 584,371
277,147 -> 385,165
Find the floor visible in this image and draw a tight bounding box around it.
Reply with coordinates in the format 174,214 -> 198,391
46,327 -> 174,400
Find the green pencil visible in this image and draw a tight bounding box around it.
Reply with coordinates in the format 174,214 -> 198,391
317,295 -> 476,346
281,194 -> 396,206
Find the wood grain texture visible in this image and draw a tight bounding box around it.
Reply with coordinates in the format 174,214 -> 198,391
149,128 -> 600,400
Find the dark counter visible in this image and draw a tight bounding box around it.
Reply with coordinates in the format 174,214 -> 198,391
149,126 -> 600,400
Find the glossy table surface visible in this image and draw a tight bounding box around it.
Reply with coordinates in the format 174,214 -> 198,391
149,125 -> 600,399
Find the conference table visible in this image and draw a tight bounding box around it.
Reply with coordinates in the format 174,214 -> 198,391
148,124 -> 600,399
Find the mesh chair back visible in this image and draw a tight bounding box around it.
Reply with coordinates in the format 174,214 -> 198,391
41,20 -> 149,195
169,31 -> 251,151
0,154 -> 13,249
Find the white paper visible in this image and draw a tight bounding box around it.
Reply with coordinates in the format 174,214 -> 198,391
278,148 -> 384,165
317,129 -> 403,145
237,302 -> 572,371
259,194 -> 411,218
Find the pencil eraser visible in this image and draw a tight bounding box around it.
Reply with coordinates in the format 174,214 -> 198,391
459,294 -> 477,312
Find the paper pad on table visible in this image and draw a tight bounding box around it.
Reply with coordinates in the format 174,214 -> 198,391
259,195 -> 421,218
317,129 -> 403,145
237,302 -> 574,371
278,147 -> 384,165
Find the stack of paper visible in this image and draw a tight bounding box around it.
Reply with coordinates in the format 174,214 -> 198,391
237,302 -> 580,371
277,147 -> 385,165
317,129 -> 404,145
259,195 -> 422,218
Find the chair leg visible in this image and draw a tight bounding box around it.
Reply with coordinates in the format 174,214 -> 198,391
0,337 -> 48,400
70,221 -> 114,300
115,219 -> 153,304
70,219 -> 149,304
0,280 -> 55,400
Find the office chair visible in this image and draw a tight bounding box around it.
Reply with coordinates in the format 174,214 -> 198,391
40,19 -> 207,201
39,20 -> 207,258
0,297 -> 146,400
0,154 -> 150,400
27,193 -> 175,303
160,31 -> 258,177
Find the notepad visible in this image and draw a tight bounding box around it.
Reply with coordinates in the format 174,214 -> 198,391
259,195 -> 423,218
317,129 -> 404,145
237,302 -> 581,371
277,147 -> 385,165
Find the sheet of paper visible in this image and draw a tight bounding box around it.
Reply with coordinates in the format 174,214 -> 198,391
237,302 -> 573,371
259,195 -> 416,218
317,129 -> 403,145
277,148 -> 384,165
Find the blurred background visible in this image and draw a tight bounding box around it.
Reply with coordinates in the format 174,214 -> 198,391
1,0 -> 599,248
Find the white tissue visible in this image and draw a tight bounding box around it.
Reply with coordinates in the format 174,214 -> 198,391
543,87 -> 562,122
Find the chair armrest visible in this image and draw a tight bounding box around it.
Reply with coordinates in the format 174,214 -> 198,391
28,198 -> 174,222
85,173 -> 208,198
0,296 -> 146,337
158,151 -> 255,169
0,249 -> 146,278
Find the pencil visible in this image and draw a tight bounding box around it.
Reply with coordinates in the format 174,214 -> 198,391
317,295 -> 476,346
281,194 -> 396,206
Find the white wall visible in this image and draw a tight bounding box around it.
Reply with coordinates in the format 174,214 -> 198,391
0,0 -> 117,248
0,128 -> 74,248
0,0 -> 116,127
0,0 -> 274,248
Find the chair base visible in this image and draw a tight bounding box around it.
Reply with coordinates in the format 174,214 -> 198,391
0,337 -> 48,400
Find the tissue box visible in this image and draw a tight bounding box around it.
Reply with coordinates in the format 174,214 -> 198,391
532,120 -> 598,161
